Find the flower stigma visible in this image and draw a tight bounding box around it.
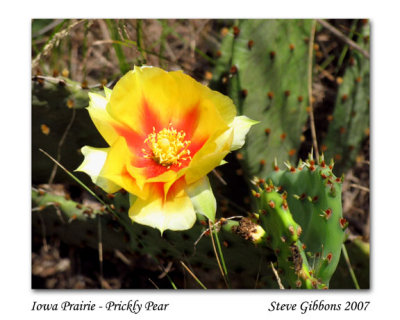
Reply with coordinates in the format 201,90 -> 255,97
143,123 -> 192,168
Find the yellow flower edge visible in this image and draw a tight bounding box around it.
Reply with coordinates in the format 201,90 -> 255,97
76,66 -> 258,233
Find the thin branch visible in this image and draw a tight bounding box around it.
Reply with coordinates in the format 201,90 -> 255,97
208,220 -> 230,288
212,169 -> 227,186
32,19 -> 64,38
270,262 -> 285,289
342,243 -> 360,289
193,216 -> 243,250
254,258 -> 262,289
316,19 -> 370,59
316,64 -> 335,82
148,278 -> 160,289
97,216 -> 104,289
166,275 -> 178,290
39,149 -> 121,221
114,249 -> 132,266
48,108 -> 76,185
213,226 -> 230,285
350,183 -> 370,193
307,20 -> 320,160
158,261 -> 173,279
32,19 -> 85,69
37,212 -> 49,252
180,261 -> 207,290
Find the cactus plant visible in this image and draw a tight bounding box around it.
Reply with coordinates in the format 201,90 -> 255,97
32,76 -> 103,184
253,184 -> 324,289
32,186 -> 277,288
31,19 -> 367,289
32,154 -> 345,289
31,74 -> 275,288
211,19 -> 313,178
31,75 -> 346,289
261,154 -> 345,286
321,21 -> 370,175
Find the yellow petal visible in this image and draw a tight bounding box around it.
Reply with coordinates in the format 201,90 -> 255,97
126,164 -> 179,193
167,69 -> 236,129
87,91 -> 120,146
103,86 -> 112,100
88,91 -> 108,110
185,176 -> 216,221
107,66 -> 170,134
125,166 -> 147,190
75,146 -> 120,193
99,137 -> 149,199
107,66 -> 236,139
228,115 -> 259,151
202,85 -> 236,126
188,97 -> 230,143
129,184 -> 196,233
77,67 -> 255,234
185,129 -> 234,184
162,168 -> 188,200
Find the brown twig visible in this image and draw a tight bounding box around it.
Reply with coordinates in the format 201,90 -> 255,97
212,169 -> 227,185
341,244 -> 360,289
270,262 -> 284,289
48,108 -> 76,185
316,19 -> 370,59
316,65 -> 335,82
114,249 -> 131,266
158,261 -> 173,279
208,220 -> 229,288
33,19 -> 64,38
307,20 -> 320,160
32,19 -> 85,69
37,212 -> 49,252
97,216 -> 104,289
350,183 -> 370,193
180,261 -> 207,289
148,278 -> 160,289
254,258 -> 262,289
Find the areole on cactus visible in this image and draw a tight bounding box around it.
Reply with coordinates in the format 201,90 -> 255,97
76,66 -> 257,233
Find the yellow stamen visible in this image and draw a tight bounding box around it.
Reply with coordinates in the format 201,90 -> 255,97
143,124 -> 192,168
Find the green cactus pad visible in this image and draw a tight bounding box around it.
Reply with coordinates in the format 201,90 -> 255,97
211,20 -> 313,178
322,21 -> 370,175
254,183 -> 326,289
32,77 -> 104,184
266,156 -> 345,285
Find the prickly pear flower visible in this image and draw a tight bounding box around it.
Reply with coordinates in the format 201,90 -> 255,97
77,66 -> 257,233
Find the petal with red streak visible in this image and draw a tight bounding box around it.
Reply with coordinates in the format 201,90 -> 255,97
99,137 -> 149,199
129,180 -> 196,233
